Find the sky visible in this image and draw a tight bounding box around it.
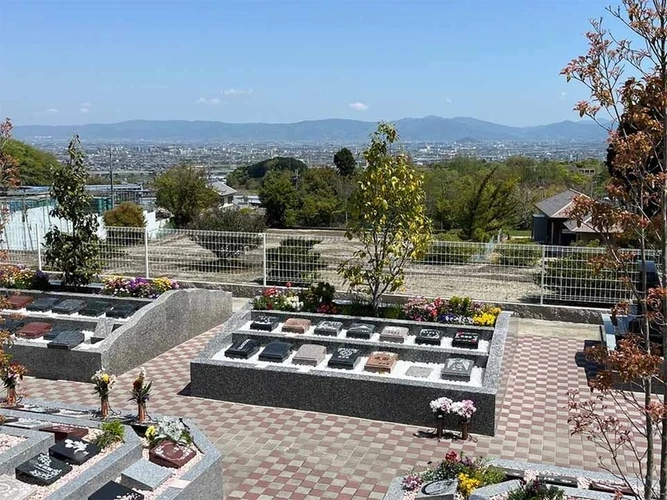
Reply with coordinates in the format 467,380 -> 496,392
0,0 -> 621,127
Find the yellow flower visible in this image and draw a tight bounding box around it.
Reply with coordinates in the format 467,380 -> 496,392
145,425 -> 157,442
101,374 -> 110,383
457,473 -> 481,499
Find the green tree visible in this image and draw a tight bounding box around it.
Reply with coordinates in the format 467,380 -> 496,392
43,136 -> 100,286
339,123 -> 432,312
456,167 -> 518,241
227,157 -> 308,190
259,169 -> 299,227
189,207 -> 266,260
103,202 -> 146,246
2,139 -> 59,186
333,147 -> 357,176
298,168 -> 346,226
155,164 -> 217,227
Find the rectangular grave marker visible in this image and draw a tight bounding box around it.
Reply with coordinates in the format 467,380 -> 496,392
49,439 -> 99,465
328,347 -> 362,370
417,479 -> 458,500
149,442 -> 196,469
452,331 -> 479,349
405,366 -> 433,378
364,352 -> 399,374
120,459 -> 172,491
51,299 -> 85,315
17,322 -> 52,339
0,317 -> 24,334
6,295 -> 33,310
107,303 -> 139,319
379,326 -> 408,343
40,424 -> 88,442
313,320 -> 343,336
5,420 -> 45,430
47,330 -> 85,350
292,344 -> 327,366
282,318 -> 311,334
0,474 -> 36,500
15,453 -> 72,486
225,338 -> 261,360
258,341 -> 292,362
250,316 -> 279,332
346,323 -> 375,340
416,329 -> 442,346
89,481 -> 145,500
78,300 -> 112,317
441,357 -> 474,382
26,297 -> 59,312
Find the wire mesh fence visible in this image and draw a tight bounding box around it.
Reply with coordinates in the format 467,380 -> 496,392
0,225 -> 661,305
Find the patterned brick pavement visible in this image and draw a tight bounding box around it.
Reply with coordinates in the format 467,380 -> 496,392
18,324 -> 637,500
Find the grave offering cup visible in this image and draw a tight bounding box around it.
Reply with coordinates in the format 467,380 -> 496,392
258,341 -> 292,362
379,326 -> 408,343
416,329 -> 442,346
51,299 -> 85,315
452,331 -> 479,349
0,474 -> 36,500
364,352 -> 399,374
89,481 -> 145,500
107,303 -> 139,319
225,338 -> 261,360
6,295 -> 33,310
40,424 -> 88,442
78,300 -> 112,317
313,320 -> 343,336
49,438 -> 99,465
26,297 -> 59,312
441,357 -> 474,382
15,453 -> 72,486
292,344 -> 327,366
100,397 -> 109,419
282,318 -> 311,334
328,347 -> 362,370
47,330 -> 85,350
346,323 -> 375,340
17,322 -> 52,339
149,441 -> 196,469
250,316 -> 279,332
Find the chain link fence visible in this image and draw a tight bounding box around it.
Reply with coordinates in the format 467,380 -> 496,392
1,225 -> 661,305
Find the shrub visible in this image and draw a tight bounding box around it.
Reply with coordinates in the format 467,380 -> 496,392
103,202 -> 146,246
299,282 -> 337,313
0,265 -> 49,290
101,276 -> 178,298
266,237 -> 325,286
495,243 -> 542,266
145,417 -> 193,447
507,478 -> 564,500
93,420 -> 125,450
420,240 -> 481,265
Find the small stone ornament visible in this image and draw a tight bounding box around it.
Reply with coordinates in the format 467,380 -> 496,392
416,329 -> 443,346
281,318 -> 311,334
346,323 -> 375,340
313,320 -> 343,336
89,481 -> 145,500
15,453 -> 72,486
452,331 -> 479,349
250,316 -> 279,332
49,438 -> 99,465
149,441 -> 196,469
225,338 -> 261,359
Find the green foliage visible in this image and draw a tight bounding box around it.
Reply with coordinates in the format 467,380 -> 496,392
259,170 -> 299,227
495,243 -> 542,266
266,237 -> 325,286
155,164 -> 217,228
3,139 -> 59,186
227,157 -> 308,190
333,147 -> 357,176
297,168 -> 347,227
43,136 -> 100,286
103,202 -> 146,246
93,420 -> 125,450
300,281 -> 336,312
189,207 -> 266,260
420,240 -> 480,265
145,417 -> 192,447
339,123 -> 432,311
506,480 -> 564,500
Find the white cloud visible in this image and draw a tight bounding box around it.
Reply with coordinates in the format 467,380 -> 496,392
81,102 -> 92,108
349,101 -> 369,111
195,97 -> 221,105
221,88 -> 253,96
79,107 -> 90,113
47,108 -> 59,113
79,102 -> 91,113
560,91 -> 567,100
445,97 -> 453,104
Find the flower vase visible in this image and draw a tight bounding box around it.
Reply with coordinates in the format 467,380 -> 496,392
435,409 -> 445,439
460,419 -> 470,440
100,397 -> 109,418
5,386 -> 16,407
137,402 -> 147,423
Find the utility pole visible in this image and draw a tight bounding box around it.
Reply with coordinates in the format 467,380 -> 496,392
109,150 -> 115,209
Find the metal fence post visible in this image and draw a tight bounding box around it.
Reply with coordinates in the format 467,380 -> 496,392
262,233 -> 267,287
539,245 -> 546,305
144,227 -> 150,278
36,224 -> 42,271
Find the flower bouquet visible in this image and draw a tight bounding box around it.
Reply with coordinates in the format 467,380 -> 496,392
450,400 -> 477,439
1,361 -> 27,407
129,367 -> 152,422
91,369 -> 116,418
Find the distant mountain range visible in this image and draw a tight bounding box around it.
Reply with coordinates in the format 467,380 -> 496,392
14,116 -> 607,143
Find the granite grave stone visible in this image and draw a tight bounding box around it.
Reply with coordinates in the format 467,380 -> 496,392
40,424 -> 88,442
417,479 -> 458,500
15,453 -> 72,486
292,344 -> 327,366
0,474 -> 36,500
313,320 -> 343,336
250,316 -> 279,332
328,347 -> 362,369
364,352 -> 399,374
120,459 -> 172,491
89,481 -> 145,500
452,331 -> 479,349
405,366 -> 433,378
225,338 -> 261,359
78,300 -> 112,317
106,303 -> 139,319
441,357 -> 474,382
49,438 -> 99,465
416,329 -> 442,346
282,318 -> 311,334
379,326 -> 408,343
47,330 -> 85,350
149,441 -> 196,468
51,299 -> 85,315
17,322 -> 52,339
6,295 -> 33,310
0,317 -> 24,334
346,323 -> 375,340
26,297 -> 59,312
258,341 -> 293,362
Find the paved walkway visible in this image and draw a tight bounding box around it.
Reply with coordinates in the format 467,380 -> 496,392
18,315 -> 632,500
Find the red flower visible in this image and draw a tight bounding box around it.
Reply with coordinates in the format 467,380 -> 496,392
445,451 -> 458,462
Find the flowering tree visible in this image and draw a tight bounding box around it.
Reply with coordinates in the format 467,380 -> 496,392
561,1 -> 667,498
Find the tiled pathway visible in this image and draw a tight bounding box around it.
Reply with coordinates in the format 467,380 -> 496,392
19,321 -> 636,500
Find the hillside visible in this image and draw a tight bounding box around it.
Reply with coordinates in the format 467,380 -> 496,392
3,139 -> 59,186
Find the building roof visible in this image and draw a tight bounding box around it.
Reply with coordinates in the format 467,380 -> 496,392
534,189 -> 587,218
210,181 -> 237,197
